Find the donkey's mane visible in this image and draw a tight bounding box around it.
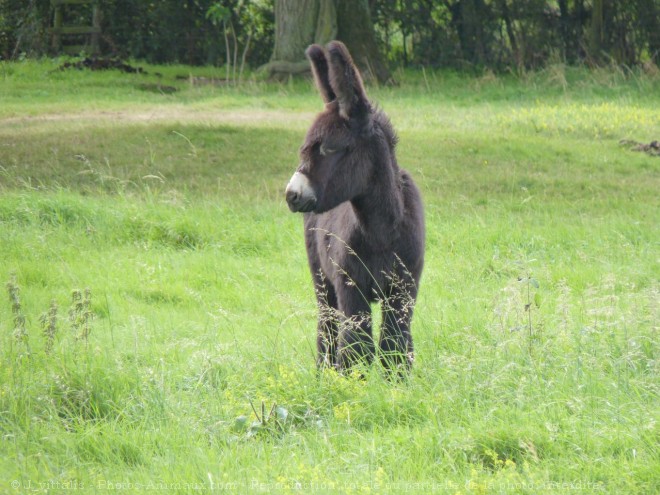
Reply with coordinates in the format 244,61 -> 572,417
372,107 -> 399,154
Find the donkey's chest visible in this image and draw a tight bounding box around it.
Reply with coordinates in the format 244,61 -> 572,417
325,242 -> 392,301
306,208 -> 395,299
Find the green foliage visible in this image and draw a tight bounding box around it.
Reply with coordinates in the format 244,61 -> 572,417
0,62 -> 659,493
373,0 -> 660,69
2,1 -> 658,71
99,0 -> 274,66
1,0 -> 274,67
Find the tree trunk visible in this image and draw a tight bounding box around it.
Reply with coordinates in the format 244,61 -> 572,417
498,0 -> 520,68
271,0 -> 324,62
453,0 -> 487,67
557,0 -> 570,62
588,0 -> 605,63
263,0 -> 335,79
264,0 -> 390,83
642,0 -> 660,63
335,0 -> 390,82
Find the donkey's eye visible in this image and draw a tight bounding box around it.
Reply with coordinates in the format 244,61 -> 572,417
319,144 -> 339,156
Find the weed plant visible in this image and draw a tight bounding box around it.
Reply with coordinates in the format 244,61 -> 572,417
0,61 -> 658,494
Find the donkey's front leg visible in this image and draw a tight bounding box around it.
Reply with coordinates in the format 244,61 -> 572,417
379,285 -> 416,373
314,280 -> 339,368
335,289 -> 375,371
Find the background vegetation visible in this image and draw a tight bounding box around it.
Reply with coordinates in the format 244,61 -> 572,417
1,0 -> 659,70
0,59 -> 658,493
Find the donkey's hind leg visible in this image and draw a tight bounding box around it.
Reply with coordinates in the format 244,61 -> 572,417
313,271 -> 339,369
379,284 -> 416,373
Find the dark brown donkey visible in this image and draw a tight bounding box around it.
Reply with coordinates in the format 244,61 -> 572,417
285,41 -> 425,373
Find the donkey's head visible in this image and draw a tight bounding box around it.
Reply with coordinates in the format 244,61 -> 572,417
286,41 -> 395,214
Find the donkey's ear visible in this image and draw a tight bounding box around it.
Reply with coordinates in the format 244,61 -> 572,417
326,40 -> 369,120
306,44 -> 336,104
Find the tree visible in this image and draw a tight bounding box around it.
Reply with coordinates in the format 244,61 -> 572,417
263,0 -> 390,82
588,0 -> 605,63
450,0 -> 494,68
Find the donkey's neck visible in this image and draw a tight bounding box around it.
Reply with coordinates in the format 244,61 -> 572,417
351,156 -> 404,246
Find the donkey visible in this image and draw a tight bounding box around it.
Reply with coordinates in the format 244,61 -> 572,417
285,41 -> 425,373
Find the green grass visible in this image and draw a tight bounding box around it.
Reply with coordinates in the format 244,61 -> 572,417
1,59 -> 658,494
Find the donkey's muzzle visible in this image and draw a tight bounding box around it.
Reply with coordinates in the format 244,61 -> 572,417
285,172 -> 317,213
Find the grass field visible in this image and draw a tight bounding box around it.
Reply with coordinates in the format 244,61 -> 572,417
1,59 -> 658,494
